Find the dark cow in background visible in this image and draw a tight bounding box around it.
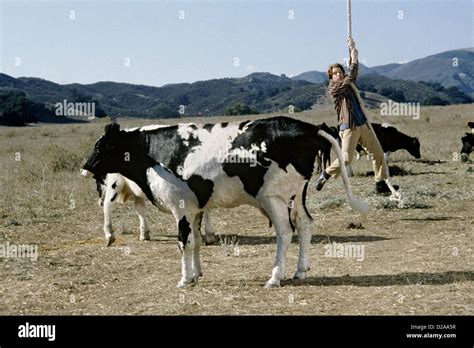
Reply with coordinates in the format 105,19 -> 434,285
81,116 -> 367,288
320,123 -> 420,177
356,123 -> 421,160
314,123 -> 337,173
461,122 -> 474,162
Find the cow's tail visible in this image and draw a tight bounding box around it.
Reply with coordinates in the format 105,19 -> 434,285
317,130 -> 369,213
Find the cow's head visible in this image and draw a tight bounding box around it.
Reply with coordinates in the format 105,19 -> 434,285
82,122 -> 154,181
81,123 -> 125,178
409,137 -> 421,159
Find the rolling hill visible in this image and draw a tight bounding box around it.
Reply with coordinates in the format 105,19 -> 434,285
293,48 -> 474,97
0,47 -> 472,124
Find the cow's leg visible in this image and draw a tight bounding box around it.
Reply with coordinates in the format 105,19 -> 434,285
176,214 -> 198,288
134,197 -> 150,241
262,197 -> 293,288
192,213 -> 203,277
292,188 -> 313,280
202,211 -> 218,245
346,163 -> 354,177
103,190 -> 115,246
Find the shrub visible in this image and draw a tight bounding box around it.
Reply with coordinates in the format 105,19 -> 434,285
47,145 -> 84,172
224,103 -> 259,116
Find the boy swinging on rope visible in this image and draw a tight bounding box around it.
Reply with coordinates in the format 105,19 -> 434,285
315,37 -> 399,194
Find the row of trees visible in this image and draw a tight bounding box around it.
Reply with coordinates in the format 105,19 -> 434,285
359,79 -> 472,106
0,90 -> 45,126
0,89 -> 109,126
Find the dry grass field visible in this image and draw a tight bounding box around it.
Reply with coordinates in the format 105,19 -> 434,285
0,104 -> 473,315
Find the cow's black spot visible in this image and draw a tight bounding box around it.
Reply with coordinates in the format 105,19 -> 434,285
221,122 -> 228,128
144,125 -> 201,177
197,212 -> 203,234
301,182 -> 312,220
187,175 -> 214,208
178,216 -> 191,249
203,124 -> 214,132
110,192 -> 118,202
189,125 -> 198,130
94,176 -> 105,198
223,163 -> 268,197
288,195 -> 296,232
222,117 -> 333,196
111,181 -> 118,189
238,120 -> 250,130
227,117 -> 329,181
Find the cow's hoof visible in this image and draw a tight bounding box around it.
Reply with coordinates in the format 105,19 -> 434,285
293,271 -> 306,280
176,278 -> 197,288
140,233 -> 150,241
264,280 -> 281,289
106,236 -> 116,247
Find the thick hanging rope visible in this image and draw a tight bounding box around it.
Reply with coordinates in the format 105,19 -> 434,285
347,0 -> 352,39
347,0 -> 352,65
346,0 -> 399,198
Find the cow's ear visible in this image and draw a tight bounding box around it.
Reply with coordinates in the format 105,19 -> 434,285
105,122 -> 120,135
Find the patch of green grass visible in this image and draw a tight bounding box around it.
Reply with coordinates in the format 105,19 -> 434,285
415,188 -> 437,197
316,197 -> 346,210
357,164 -> 412,177
374,195 -> 432,209
46,144 -> 84,173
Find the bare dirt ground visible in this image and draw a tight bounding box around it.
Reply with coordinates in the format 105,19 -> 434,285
0,104 -> 472,315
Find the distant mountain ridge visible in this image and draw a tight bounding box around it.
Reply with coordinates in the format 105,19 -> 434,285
292,48 -> 474,97
0,72 -> 321,118
0,48 -> 472,123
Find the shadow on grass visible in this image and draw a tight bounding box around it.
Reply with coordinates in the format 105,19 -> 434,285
410,171 -> 450,176
415,159 -> 447,165
400,216 -> 455,221
283,271 -> 474,287
361,169 -> 449,177
218,234 -> 391,246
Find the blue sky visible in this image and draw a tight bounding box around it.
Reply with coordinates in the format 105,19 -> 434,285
1,0 -> 472,86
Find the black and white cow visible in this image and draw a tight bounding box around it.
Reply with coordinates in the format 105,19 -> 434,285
95,173 -> 150,246
81,116 -> 367,288
94,173 -> 218,246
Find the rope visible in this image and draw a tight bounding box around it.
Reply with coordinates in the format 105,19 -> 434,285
347,0 -> 352,65
347,0 -> 352,39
